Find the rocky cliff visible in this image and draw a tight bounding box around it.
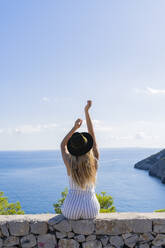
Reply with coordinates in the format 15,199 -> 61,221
134,149 -> 165,184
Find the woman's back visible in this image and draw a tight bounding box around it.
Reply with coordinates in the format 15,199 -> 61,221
68,173 -> 96,193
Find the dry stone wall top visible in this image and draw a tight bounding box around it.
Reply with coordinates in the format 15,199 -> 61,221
0,213 -> 165,248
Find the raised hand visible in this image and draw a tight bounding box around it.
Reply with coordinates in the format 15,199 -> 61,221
85,100 -> 92,112
74,118 -> 83,129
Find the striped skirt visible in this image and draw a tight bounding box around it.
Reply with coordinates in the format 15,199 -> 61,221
61,189 -> 100,220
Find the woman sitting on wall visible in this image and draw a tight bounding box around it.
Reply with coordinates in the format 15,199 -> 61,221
60,100 -> 100,219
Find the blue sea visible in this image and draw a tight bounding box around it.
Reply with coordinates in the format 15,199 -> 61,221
0,148 -> 165,214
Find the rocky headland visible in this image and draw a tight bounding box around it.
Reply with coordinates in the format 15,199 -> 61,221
134,149 -> 165,184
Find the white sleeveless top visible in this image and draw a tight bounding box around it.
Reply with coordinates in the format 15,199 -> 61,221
68,175 -> 96,193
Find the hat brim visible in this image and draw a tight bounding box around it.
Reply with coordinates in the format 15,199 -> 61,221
67,132 -> 93,156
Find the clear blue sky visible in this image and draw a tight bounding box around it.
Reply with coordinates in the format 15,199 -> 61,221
0,0 -> 165,150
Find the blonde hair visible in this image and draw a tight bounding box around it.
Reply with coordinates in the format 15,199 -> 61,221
69,150 -> 97,190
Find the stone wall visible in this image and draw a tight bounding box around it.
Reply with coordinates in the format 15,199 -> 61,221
1,213 -> 165,248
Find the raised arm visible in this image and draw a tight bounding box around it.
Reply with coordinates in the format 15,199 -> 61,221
60,118 -> 83,167
84,100 -> 99,160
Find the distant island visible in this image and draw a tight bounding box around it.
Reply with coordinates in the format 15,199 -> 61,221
134,149 -> 165,184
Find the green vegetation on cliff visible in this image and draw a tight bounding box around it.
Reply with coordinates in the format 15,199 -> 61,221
96,191 -> 116,213
0,191 -> 24,215
154,209 -> 165,212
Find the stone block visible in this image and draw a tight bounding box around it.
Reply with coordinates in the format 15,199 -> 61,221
96,219 -> 132,235
109,235 -> 124,247
152,234 -> 165,246
38,234 -> 57,248
131,219 -> 152,233
100,235 -> 109,246
0,238 -> 3,248
96,219 -> 152,235
56,231 -> 67,239
70,220 -> 95,235
154,224 -> 165,233
139,232 -> 154,243
20,234 -> 37,248
123,234 -> 139,248
58,238 -> 80,248
86,235 -> 96,241
1,224 -> 9,237
53,219 -> 72,233
82,240 -> 102,248
3,236 -> 19,247
104,245 -> 114,248
153,219 -> 165,233
30,221 -> 48,235
48,214 -> 66,225
8,221 -> 29,236
74,234 -> 85,242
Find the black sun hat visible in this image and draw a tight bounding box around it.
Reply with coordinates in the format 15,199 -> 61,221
67,132 -> 93,156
